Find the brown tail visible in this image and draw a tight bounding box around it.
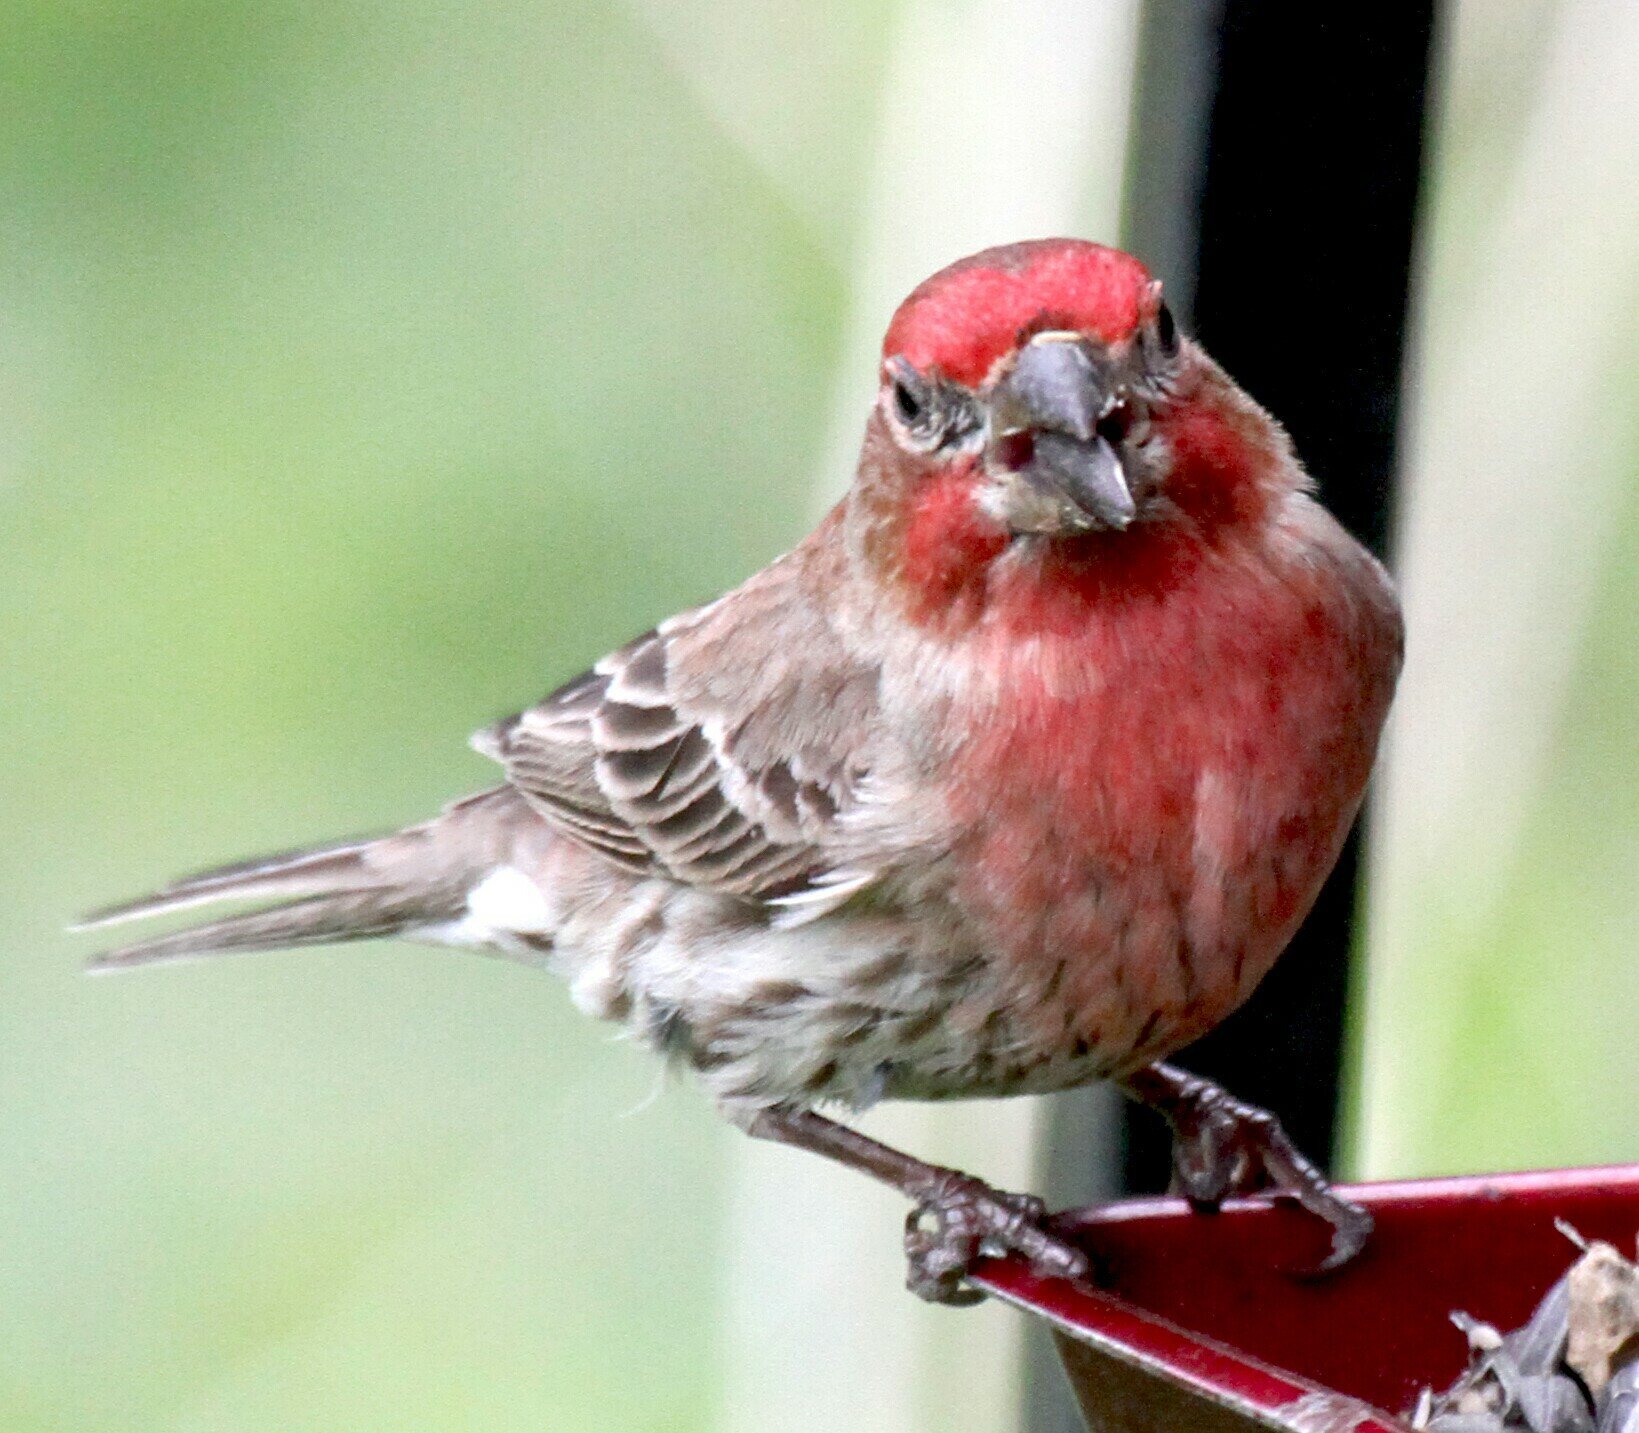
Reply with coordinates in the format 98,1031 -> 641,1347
75,786 -> 530,969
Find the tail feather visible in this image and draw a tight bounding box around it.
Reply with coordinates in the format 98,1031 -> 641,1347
74,837 -> 383,930
77,785 -> 537,969
85,894 -> 421,970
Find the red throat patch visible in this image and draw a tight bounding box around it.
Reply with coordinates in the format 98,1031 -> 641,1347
883,240 -> 1155,388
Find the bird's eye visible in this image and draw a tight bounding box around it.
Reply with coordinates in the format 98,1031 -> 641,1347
893,375 -> 924,426
886,359 -> 932,428
883,357 -> 978,452
883,357 -> 957,451
1156,302 -> 1178,357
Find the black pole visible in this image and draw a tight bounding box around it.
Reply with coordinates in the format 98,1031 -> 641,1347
1029,4 -> 1441,1428
1118,0 -> 1439,1197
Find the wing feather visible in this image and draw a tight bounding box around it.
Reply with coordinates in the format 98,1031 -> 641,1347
474,545 -> 881,906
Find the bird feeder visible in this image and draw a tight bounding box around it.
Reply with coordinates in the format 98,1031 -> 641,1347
971,1164 -> 1639,1432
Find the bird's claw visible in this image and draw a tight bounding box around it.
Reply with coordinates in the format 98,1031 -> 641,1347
902,1172 -> 1090,1305
1161,1074 -> 1372,1275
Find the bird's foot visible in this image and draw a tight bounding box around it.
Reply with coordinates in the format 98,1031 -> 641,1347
1124,1063 -> 1372,1274
742,1105 -> 1090,1305
902,1171 -> 1091,1306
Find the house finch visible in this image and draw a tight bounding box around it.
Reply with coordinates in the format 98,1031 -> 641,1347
82,239 -> 1403,1304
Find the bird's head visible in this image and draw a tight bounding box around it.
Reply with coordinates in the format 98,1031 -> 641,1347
852,239 -> 1298,617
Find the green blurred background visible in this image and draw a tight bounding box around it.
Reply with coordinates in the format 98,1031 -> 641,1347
3,1 -> 1636,1429
2,3 -> 884,1427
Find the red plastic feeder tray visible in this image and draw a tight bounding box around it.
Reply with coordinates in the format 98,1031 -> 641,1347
971,1164 -> 1639,1433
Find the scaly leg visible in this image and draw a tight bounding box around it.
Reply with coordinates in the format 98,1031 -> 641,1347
1117,1061 -> 1372,1272
745,1105 -> 1090,1305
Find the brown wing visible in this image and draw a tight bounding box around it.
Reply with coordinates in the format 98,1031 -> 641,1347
473,545 -> 881,907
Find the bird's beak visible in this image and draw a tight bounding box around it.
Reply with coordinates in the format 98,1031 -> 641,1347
987,335 -> 1136,534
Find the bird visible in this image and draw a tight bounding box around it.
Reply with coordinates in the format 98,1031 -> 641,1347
80,238 -> 1403,1304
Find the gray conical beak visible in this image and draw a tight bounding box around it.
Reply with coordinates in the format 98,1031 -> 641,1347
1000,335 -> 1104,442
990,336 -> 1135,533
1034,431 -> 1135,530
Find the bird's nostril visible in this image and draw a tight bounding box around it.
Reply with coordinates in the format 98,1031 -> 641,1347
996,430 -> 1036,471
1096,401 -> 1131,446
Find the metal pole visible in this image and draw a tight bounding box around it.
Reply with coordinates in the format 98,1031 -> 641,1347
1029,3 -> 1440,1427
